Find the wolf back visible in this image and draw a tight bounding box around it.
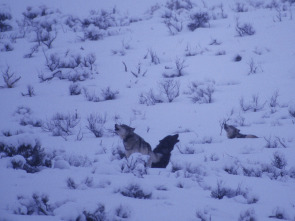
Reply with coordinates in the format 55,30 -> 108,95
224,124 -> 258,139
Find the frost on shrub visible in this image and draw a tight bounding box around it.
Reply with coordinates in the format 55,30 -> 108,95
86,113 -> 107,137
120,153 -> 149,178
42,112 -> 80,138
1,66 -> 21,88
0,7 -> 13,32
66,176 -> 94,190
170,161 -> 205,179
34,28 -> 57,49
240,94 -> 265,112
145,49 -> 160,65
269,207 -> 289,220
76,203 -> 107,221
185,80 -> 215,104
159,79 -> 180,103
139,79 -> 180,105
247,58 -> 262,75
238,208 -> 257,221
66,177 -> 77,189
10,155 -> 26,169
236,20 -> 255,37
139,89 -> 163,106
111,146 -> 125,161
84,86 -> 119,102
65,154 -> 92,167
24,44 -> 39,58
0,139 -> 52,173
224,160 -> 240,175
242,165 -> 262,178
130,62 -> 148,78
83,9 -> 117,30
79,8 -> 131,41
0,41 -> 14,52
83,24 -> 105,41
237,156 -> 293,180
196,209 -> 212,221
188,11 -> 210,31
242,162 -> 288,181
163,57 -> 187,78
271,151 -> 287,169
2,129 -> 23,137
20,117 -> 43,128
289,104 -> 295,119
115,205 -> 131,220
177,143 -> 196,154
14,106 -> 38,127
69,83 -> 82,95
21,85 -> 35,97
288,167 -> 295,179
40,51 -> 98,82
261,163 -> 288,180
163,13 -> 183,35
234,3 -> 249,13
210,181 -> 252,201
210,180 -> 235,199
269,90 -> 280,113
264,136 -> 287,149
65,15 -> 81,31
22,5 -> 59,22
118,183 -> 152,199
14,193 -> 54,215
165,0 -> 193,11
19,6 -> 61,48
210,4 -> 228,20
101,86 -> 119,100
83,88 -> 100,102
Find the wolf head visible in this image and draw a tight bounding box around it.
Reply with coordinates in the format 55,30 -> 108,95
224,124 -> 240,139
152,134 -> 179,168
114,124 -> 135,139
155,134 -> 179,154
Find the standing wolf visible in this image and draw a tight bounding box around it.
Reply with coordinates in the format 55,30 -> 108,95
115,124 -> 179,168
224,123 -> 258,139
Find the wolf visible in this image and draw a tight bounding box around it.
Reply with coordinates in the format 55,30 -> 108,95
115,124 -> 179,168
151,134 -> 179,168
224,123 -> 258,139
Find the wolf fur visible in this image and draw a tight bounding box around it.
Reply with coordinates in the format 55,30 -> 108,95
224,123 -> 258,139
115,124 -> 178,168
151,134 -> 179,168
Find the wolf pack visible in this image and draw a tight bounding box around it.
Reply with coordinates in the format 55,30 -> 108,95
115,123 -> 258,169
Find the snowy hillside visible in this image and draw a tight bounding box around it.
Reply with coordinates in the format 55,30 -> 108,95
0,0 -> 295,220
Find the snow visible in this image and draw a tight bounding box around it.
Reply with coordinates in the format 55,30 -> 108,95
0,0 -> 295,220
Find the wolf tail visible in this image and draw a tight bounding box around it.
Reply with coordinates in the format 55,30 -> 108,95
245,134 -> 258,138
151,134 -> 179,168
237,133 -> 258,138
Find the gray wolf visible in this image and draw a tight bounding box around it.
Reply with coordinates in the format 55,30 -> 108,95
115,124 -> 178,168
224,123 -> 258,139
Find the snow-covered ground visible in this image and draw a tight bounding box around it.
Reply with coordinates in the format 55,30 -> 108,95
0,0 -> 295,220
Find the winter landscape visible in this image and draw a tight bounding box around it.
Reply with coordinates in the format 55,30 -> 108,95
0,0 -> 295,220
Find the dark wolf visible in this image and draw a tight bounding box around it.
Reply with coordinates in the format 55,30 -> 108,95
224,123 -> 258,139
115,124 -> 179,168
151,134 -> 179,168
